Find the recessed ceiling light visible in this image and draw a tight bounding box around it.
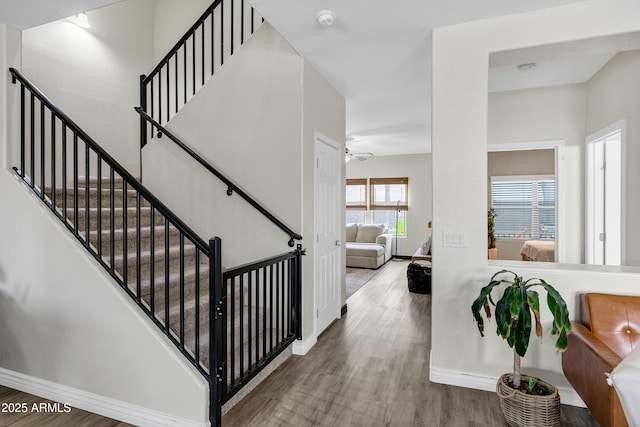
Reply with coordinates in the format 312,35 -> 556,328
518,62 -> 537,72
316,10 -> 336,27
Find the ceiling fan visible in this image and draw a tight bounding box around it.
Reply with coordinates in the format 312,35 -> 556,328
345,147 -> 374,162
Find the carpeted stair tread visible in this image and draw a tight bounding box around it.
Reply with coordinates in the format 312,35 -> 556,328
72,206 -> 163,229
44,177 -> 279,375
49,186 -> 140,209
87,224 -> 183,255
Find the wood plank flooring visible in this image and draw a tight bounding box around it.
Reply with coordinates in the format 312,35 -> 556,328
0,385 -> 131,426
223,260 -> 599,427
0,260 -> 599,426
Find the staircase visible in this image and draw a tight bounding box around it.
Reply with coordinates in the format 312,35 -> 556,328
45,177 -> 212,365
8,1 -> 303,424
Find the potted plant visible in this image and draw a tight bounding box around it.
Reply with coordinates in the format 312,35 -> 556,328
471,270 -> 572,427
488,209 -> 497,259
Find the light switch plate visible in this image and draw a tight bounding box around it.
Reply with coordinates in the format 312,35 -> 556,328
443,231 -> 468,248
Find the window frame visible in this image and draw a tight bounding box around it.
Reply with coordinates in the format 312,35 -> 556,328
346,178 -> 368,211
369,177 -> 409,211
345,177 -> 409,237
490,174 -> 555,240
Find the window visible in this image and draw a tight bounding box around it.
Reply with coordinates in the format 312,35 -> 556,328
370,178 -> 408,236
346,179 -> 367,224
370,178 -> 408,211
346,177 -> 409,237
346,179 -> 367,209
373,210 -> 406,236
491,175 -> 555,240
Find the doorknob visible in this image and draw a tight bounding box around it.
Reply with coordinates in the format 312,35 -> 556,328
335,240 -> 341,247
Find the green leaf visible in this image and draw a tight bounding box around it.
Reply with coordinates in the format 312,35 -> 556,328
527,290 -> 542,337
556,327 -> 569,351
534,279 -> 572,352
471,280 -> 502,337
475,272 -> 572,375
495,286 -> 515,340
513,280 -> 531,358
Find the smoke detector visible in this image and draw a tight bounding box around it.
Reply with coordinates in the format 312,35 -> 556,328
518,62 -> 537,72
317,10 -> 337,27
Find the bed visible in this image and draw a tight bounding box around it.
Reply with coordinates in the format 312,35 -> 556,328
520,240 -> 555,262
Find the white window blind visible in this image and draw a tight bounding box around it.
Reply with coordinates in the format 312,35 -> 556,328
491,175 -> 555,239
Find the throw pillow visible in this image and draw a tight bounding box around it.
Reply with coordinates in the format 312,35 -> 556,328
355,224 -> 385,243
345,223 -> 359,242
420,234 -> 432,255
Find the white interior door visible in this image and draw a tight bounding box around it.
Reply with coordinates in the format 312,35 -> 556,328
314,132 -> 341,335
586,121 -> 623,265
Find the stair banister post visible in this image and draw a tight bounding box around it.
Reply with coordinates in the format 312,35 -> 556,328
209,237 -> 224,426
139,74 -> 147,181
295,244 -> 304,339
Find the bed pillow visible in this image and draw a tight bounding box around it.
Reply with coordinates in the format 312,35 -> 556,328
355,224 -> 385,243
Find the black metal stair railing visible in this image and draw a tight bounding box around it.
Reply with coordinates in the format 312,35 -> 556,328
9,67 -> 302,427
140,0 -> 263,149
10,65 -> 211,375
210,238 -> 302,425
135,107 -> 302,247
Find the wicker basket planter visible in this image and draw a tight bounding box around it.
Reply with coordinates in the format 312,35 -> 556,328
496,373 -> 560,427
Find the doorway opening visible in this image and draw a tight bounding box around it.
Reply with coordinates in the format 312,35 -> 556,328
585,120 -> 625,265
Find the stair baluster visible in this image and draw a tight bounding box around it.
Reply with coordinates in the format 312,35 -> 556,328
9,64 -> 302,427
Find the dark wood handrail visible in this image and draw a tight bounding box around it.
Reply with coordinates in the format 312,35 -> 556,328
135,107 -> 303,246
9,67 -> 210,254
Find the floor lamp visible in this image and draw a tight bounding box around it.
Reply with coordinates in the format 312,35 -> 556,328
393,200 -> 401,260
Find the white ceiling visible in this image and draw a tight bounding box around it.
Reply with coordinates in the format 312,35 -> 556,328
3,0 -> 609,157
250,0 -> 591,155
489,31 -> 640,93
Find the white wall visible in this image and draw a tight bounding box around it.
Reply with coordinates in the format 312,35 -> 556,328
142,24 -> 345,340
301,58 -> 346,335
21,0 -> 154,176
142,24 -> 303,267
1,24 -> 208,425
152,0 -> 213,63
346,154 -> 432,257
488,85 -> 586,264
431,0 -> 640,400
586,49 -> 640,265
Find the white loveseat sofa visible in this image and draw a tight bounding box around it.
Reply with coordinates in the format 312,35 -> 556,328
345,223 -> 393,269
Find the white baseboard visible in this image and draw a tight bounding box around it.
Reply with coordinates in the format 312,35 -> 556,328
292,335 -> 317,355
429,366 -> 586,408
0,368 -> 208,427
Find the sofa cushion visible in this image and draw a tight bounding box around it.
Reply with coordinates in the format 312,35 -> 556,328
583,293 -> 640,359
355,224 -> 385,243
346,223 -> 359,242
345,242 -> 385,258
420,234 -> 432,255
